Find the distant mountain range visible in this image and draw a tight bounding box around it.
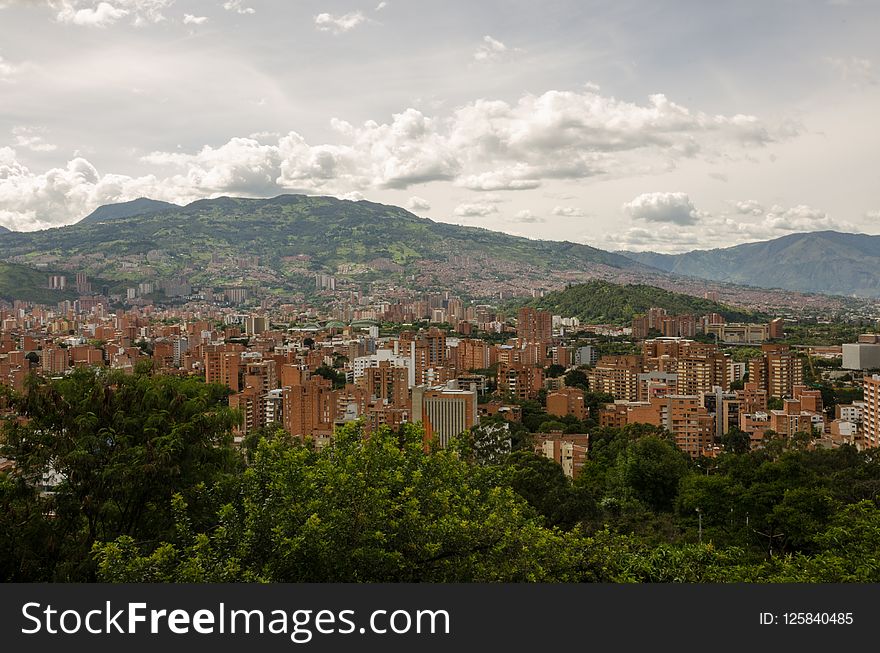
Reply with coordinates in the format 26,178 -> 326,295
621,231 -> 880,298
0,224 -> 10,234
0,196 -> 876,303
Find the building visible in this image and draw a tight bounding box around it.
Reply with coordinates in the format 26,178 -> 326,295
749,344 -> 804,399
574,346 -> 598,367
535,432 -> 590,479
412,382 -> 478,448
862,375 -> 880,449
842,337 -> 880,370
517,307 -> 552,344
588,355 -> 642,401
705,323 -> 770,344
546,386 -> 586,420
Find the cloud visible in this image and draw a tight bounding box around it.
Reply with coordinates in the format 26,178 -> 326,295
732,199 -> 764,216
606,199 -> 856,253
314,11 -> 366,34
827,56 -> 877,87
223,0 -> 254,15
407,196 -> 431,211
50,0 -> 173,27
473,35 -> 517,62
0,54 -> 20,81
457,167 -> 541,191
866,210 -> 880,220
623,192 -> 699,225
513,209 -> 544,223
552,206 -> 586,217
0,146 -> 173,231
374,1 -> 388,10
12,126 -> 57,152
454,202 -> 498,217
183,13 -> 207,25
0,86 -> 795,230
762,204 -> 840,232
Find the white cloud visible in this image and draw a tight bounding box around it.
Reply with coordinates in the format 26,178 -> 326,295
183,13 -> 207,25
12,126 -> 57,152
223,0 -> 254,15
552,206 -> 586,217
0,147 -> 175,230
314,11 -> 366,34
762,204 -> 840,232
513,209 -> 544,223
0,54 -> 20,81
374,1 -> 388,11
827,56 -> 877,87
473,35 -> 516,62
407,196 -> 431,211
454,202 -> 497,217
623,192 -> 700,225
0,87 -> 795,231
50,0 -> 173,27
607,199 -> 856,253
732,199 -> 764,216
866,210 -> 880,220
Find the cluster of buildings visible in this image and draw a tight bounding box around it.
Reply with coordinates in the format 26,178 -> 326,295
6,282 -> 880,479
631,307 -> 784,344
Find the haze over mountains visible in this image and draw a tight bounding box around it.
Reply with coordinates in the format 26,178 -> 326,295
621,231 -> 880,298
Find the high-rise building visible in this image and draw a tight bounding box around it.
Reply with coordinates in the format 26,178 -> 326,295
412,383 -> 478,448
749,344 -> 804,399
517,307 -> 552,344
861,375 -> 880,449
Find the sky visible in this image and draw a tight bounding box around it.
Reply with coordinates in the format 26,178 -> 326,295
0,0 -> 878,253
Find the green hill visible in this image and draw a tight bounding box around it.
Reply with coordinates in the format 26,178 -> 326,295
0,262 -> 78,304
517,280 -> 762,324
0,194 -> 649,298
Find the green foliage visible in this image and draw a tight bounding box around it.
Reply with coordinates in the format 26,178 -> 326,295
517,280 -> 760,325
0,368 -> 241,580
94,424 -> 580,582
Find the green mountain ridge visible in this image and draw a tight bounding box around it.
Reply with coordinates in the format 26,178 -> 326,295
78,197 -> 180,225
517,280 -> 763,325
0,194 -> 649,299
621,231 -> 880,298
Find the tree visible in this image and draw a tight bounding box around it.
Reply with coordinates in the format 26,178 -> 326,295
721,427 -> 752,455
545,364 -> 566,378
94,424 -> 582,582
620,436 -> 692,513
564,369 -> 589,390
1,367 -> 241,581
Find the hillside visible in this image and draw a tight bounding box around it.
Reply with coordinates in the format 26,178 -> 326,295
0,225 -> 9,234
621,231 -> 880,298
518,280 -> 762,325
78,197 -> 180,225
0,194 -> 649,299
0,262 -> 78,304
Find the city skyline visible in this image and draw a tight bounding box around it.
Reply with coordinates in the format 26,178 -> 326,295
1,0 -> 879,252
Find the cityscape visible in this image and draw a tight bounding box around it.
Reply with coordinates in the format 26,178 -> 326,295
1,1 -> 880,587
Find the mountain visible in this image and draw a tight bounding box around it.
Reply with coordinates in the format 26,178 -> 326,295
0,194 -> 650,300
517,280 -> 762,325
78,197 -> 180,225
0,225 -> 9,234
621,231 -> 880,298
